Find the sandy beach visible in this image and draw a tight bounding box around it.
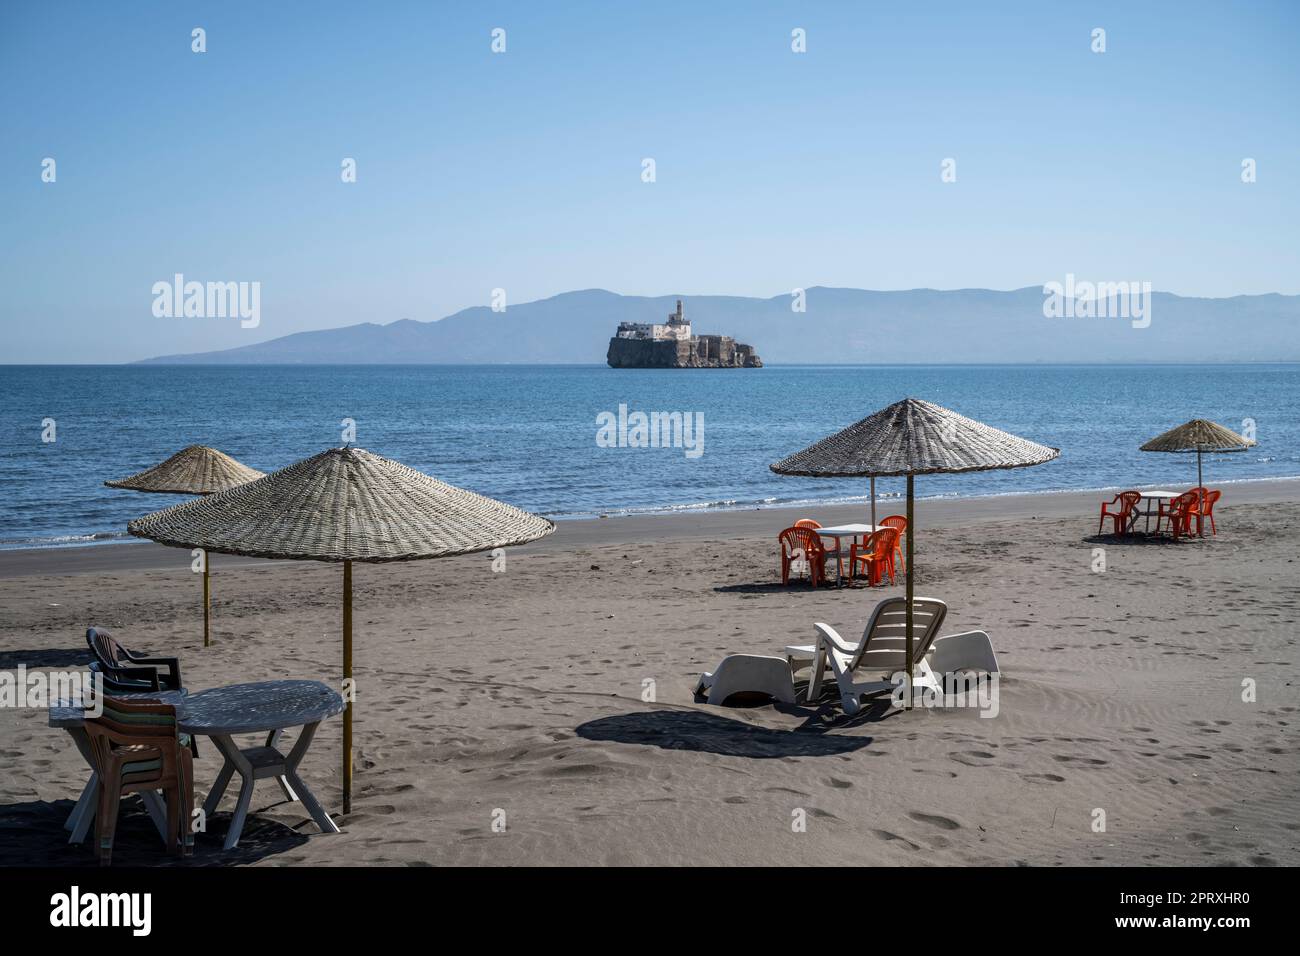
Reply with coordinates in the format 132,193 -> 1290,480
1,481 -> 1297,867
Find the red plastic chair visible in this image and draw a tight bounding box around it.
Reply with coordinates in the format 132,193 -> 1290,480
1185,488 -> 1219,536
793,519 -> 821,529
849,528 -> 899,586
1164,491 -> 1200,538
1157,488 -> 1203,533
879,515 -> 907,573
1099,491 -> 1141,535
779,527 -> 827,587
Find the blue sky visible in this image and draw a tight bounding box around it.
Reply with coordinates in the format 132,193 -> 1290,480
2,0 -> 1297,362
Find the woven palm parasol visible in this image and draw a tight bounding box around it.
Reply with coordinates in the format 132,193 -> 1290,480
1140,419 -> 1254,491
771,398 -> 1058,705
106,444 -> 265,494
129,446 -> 555,812
106,445 -> 266,647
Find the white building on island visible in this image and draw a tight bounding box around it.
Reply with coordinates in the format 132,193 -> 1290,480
615,299 -> 693,341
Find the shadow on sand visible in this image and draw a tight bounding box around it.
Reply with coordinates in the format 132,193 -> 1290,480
713,580 -> 880,595
0,796 -> 312,867
0,648 -> 91,670
576,697 -> 896,759
1084,532 -> 1194,548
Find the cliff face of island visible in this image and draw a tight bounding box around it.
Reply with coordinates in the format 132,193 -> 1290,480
606,299 -> 762,368
606,336 -> 762,368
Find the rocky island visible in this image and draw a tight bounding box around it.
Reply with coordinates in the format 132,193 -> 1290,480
606,300 -> 762,368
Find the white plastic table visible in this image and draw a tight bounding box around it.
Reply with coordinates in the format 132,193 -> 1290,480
181,679 -> 344,849
1133,490 -> 1180,533
814,524 -> 878,584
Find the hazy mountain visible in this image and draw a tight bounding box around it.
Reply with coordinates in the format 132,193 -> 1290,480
135,287 -> 1300,364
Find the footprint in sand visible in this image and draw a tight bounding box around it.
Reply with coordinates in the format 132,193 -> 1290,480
805,807 -> 839,821
1052,754 -> 1108,766
366,783 -> 416,795
822,777 -> 853,789
763,786 -> 810,797
872,829 -> 922,850
948,751 -> 995,767
907,810 -> 962,830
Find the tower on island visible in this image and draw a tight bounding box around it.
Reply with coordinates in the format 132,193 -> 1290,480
667,299 -> 689,332
607,298 -> 762,368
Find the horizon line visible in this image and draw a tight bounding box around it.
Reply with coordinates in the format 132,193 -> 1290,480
5,360 -> 1299,369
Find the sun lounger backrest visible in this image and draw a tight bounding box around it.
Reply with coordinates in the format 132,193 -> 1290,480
850,597 -> 948,673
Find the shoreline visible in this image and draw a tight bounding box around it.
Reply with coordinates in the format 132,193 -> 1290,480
545,472 -> 1300,521
4,476 -> 1299,579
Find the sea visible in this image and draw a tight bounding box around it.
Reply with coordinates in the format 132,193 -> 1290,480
0,364 -> 1295,550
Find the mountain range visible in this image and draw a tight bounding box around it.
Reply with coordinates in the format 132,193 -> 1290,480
135,287 -> 1300,365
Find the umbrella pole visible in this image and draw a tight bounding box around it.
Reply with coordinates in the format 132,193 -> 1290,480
1197,448 -> 1204,536
905,475 -> 914,711
870,477 -> 876,528
343,559 -> 353,814
202,555 -> 210,648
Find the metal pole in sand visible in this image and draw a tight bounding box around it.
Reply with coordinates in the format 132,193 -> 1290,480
343,559 -> 353,814
905,474 -> 914,711
203,554 -> 211,648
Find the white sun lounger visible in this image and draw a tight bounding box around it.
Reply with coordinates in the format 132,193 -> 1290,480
930,629 -> 1000,677
784,597 -> 949,712
694,654 -> 797,706
820,623 -> 1000,714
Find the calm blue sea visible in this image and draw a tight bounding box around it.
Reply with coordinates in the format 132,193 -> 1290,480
0,364 -> 1295,550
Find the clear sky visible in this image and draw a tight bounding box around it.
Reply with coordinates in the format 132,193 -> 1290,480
2,0 -> 1297,363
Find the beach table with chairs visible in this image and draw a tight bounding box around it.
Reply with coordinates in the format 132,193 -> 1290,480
1102,487 -> 1220,538
50,679 -> 343,853
813,523 -> 877,584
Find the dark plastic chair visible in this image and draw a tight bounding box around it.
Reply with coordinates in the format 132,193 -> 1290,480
86,627 -> 183,693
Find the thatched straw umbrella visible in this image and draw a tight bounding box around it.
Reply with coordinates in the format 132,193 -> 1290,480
106,444 -> 265,495
771,398 -> 1058,705
106,445 -> 265,647
1140,419 -> 1254,492
128,446 -> 554,813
